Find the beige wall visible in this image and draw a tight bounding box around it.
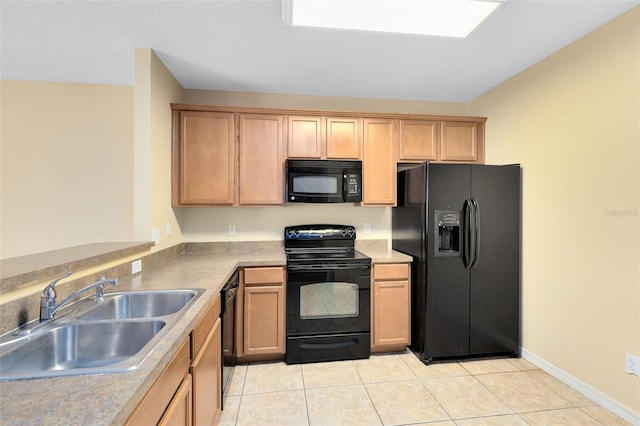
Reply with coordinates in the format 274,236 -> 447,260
177,204 -> 390,243
133,48 -> 185,251
0,81 -> 134,259
469,7 -> 639,414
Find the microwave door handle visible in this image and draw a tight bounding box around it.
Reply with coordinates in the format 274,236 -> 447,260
342,173 -> 348,201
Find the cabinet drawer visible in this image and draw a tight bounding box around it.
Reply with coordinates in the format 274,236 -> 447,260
244,267 -> 284,285
373,263 -> 409,281
191,296 -> 220,357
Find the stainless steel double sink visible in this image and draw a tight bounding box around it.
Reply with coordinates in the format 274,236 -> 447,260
0,289 -> 204,381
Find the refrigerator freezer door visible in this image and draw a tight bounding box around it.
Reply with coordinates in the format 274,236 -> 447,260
425,164 -> 471,359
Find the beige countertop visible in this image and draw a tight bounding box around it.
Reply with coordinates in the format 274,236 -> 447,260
0,246 -> 410,426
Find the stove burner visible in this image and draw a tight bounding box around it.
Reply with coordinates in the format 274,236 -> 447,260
284,225 -> 370,268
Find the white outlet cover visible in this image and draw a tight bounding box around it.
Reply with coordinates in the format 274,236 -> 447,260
228,224 -> 236,236
166,222 -> 172,237
152,229 -> 160,245
364,223 -> 372,234
131,259 -> 142,274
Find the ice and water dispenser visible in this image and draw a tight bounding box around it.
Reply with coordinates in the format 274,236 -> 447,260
434,210 -> 461,257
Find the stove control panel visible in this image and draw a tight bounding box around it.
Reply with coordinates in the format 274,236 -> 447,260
284,225 -> 356,240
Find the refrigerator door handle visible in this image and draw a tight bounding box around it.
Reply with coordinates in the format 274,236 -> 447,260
471,198 -> 480,268
463,198 -> 473,268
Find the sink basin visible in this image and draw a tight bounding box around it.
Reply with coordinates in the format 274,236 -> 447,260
0,320 -> 165,380
0,288 -> 205,381
76,289 -> 200,320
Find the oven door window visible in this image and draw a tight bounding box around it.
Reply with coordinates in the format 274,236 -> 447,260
287,268 -> 370,336
300,282 -> 358,319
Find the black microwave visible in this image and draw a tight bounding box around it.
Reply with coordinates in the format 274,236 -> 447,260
286,159 -> 362,203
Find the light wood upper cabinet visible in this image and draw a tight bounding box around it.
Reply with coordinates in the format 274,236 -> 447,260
362,118 -> 396,206
371,263 -> 411,352
241,267 -> 286,358
174,111 -> 235,205
172,104 -> 486,207
326,117 -> 361,159
398,119 -> 438,161
239,114 -> 285,205
287,116 -> 324,158
440,121 -> 480,162
287,115 -> 361,159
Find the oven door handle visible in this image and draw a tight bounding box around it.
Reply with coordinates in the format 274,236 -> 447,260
287,263 -> 371,271
299,339 -> 360,350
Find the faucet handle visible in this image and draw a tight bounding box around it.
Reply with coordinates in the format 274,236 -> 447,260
41,271 -> 72,299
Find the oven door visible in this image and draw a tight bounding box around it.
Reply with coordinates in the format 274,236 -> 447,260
286,264 -> 370,336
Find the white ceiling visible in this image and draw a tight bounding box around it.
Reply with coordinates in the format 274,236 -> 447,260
1,0 -> 638,102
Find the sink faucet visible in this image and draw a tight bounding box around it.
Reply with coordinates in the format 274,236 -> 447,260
40,273 -> 118,321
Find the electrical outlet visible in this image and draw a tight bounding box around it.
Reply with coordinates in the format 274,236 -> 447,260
228,224 -> 236,236
166,221 -> 172,237
131,259 -> 142,274
626,353 -> 640,377
152,229 -> 160,245
364,223 -> 372,234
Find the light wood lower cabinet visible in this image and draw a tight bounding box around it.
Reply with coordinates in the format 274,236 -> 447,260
159,373 -> 193,426
190,316 -> 221,425
126,337 -> 192,425
239,266 -> 286,359
371,263 -> 411,353
127,295 -> 222,426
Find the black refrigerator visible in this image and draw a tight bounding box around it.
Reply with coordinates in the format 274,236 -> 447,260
392,162 -> 521,363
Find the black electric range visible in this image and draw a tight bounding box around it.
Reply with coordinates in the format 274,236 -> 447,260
284,224 -> 371,364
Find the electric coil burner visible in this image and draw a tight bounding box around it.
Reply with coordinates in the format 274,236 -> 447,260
285,224 -> 371,364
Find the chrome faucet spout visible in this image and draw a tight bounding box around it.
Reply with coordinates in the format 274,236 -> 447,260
40,275 -> 118,321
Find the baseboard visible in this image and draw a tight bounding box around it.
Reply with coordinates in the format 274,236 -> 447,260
521,348 -> 640,425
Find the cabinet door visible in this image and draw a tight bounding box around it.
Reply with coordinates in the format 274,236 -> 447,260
158,374 -> 192,426
326,117 -> 361,159
126,338 -> 191,425
244,285 -> 285,355
372,280 -> 410,348
190,317 -> 222,426
239,114 -> 284,205
177,111 -> 235,205
287,116 -> 324,158
440,121 -> 478,162
362,118 -> 396,205
398,120 -> 438,161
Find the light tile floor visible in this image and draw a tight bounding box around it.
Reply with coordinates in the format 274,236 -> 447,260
219,351 -> 631,426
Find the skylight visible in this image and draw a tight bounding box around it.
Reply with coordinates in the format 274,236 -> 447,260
283,0 -> 503,38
